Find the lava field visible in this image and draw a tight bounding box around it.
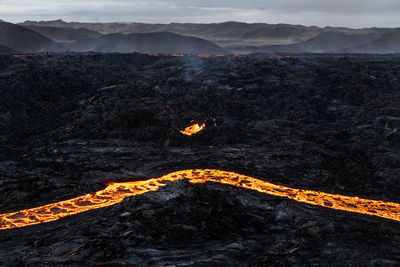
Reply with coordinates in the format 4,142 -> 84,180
0,53 -> 400,266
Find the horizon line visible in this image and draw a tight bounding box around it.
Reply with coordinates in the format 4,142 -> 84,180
6,19 -> 399,30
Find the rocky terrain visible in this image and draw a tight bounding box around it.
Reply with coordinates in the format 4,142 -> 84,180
0,53 -> 400,265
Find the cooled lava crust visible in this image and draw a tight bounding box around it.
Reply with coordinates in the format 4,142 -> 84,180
0,53 -> 400,266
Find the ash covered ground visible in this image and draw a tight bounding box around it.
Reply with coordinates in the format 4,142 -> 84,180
0,53 -> 400,266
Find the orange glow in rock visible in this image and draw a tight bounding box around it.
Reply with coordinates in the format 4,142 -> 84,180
1,169 -> 400,230
180,122 -> 206,136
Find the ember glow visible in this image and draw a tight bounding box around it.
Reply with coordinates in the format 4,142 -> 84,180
11,54 -> 34,58
180,122 -> 206,136
1,169 -> 400,230
11,52 -> 51,58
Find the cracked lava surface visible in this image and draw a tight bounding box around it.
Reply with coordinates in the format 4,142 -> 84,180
1,169 -> 400,230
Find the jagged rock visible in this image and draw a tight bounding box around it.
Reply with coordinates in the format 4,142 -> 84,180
0,53 -> 400,265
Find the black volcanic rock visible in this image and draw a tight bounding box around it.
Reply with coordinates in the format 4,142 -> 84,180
0,21 -> 64,52
68,32 -> 228,54
0,53 -> 400,265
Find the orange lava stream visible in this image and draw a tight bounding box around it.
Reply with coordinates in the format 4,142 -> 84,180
11,52 -> 51,57
180,123 -> 206,136
1,169 -> 400,230
11,54 -> 34,58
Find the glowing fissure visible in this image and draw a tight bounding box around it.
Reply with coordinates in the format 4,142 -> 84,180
1,169 -> 400,230
180,122 -> 206,136
11,52 -> 51,57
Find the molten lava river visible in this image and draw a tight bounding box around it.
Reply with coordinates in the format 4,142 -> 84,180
1,169 -> 400,230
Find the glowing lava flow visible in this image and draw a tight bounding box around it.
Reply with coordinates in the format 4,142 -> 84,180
1,169 -> 400,230
180,122 -> 206,136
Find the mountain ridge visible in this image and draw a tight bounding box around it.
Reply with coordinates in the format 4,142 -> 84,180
236,31 -> 383,53
0,21 -> 227,54
68,31 -> 228,54
352,29 -> 400,53
23,25 -> 101,43
0,21 -> 64,52
0,44 -> 17,54
0,20 -> 398,54
20,20 -> 397,49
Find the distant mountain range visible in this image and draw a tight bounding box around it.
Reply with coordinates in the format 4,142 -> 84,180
354,29 -> 400,53
0,19 -> 399,54
0,44 -> 16,54
21,20 -> 323,47
0,20 -> 227,54
68,32 -> 227,54
231,30 -> 400,54
21,24 -> 227,54
0,21 -> 64,53
23,25 -> 102,43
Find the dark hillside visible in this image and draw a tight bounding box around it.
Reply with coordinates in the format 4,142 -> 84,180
0,44 -> 17,54
0,21 -> 64,52
69,32 -> 228,54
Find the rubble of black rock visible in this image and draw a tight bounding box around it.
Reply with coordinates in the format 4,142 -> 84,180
0,53 -> 400,266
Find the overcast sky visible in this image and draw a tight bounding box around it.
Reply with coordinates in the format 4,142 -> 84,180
0,0 -> 399,28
